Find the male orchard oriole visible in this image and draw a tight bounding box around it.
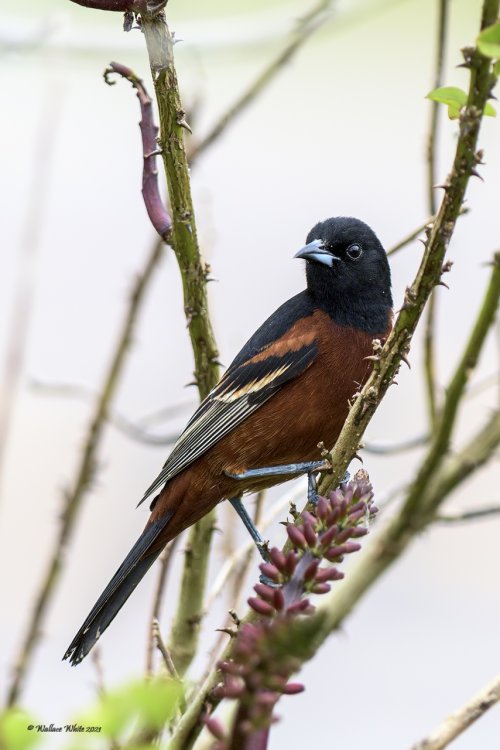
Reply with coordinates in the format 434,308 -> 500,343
64,216 -> 393,665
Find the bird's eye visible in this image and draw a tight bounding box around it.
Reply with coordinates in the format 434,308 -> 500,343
346,243 -> 363,261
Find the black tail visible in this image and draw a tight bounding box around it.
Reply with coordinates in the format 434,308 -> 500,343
63,513 -> 171,666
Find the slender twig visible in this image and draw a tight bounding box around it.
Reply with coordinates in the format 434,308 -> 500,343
386,216 -> 434,257
151,619 -> 180,681
386,207 -> 469,259
409,673 -> 500,750
5,238 -> 165,707
400,252 -> 499,521
423,0 -> 450,427
145,536 -> 181,677
363,433 -> 429,454
91,647 -> 106,698
188,0 -> 335,163
436,506 -> 500,524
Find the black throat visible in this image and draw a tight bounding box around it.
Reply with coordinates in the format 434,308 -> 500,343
306,284 -> 391,335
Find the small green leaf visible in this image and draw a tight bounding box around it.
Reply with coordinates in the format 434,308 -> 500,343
426,86 -> 496,119
426,86 -> 467,119
0,710 -> 42,750
484,101 -> 497,117
75,678 -> 183,741
477,22 -> 500,59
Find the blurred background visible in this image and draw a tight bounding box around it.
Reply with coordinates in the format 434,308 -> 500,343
1,0 -> 499,747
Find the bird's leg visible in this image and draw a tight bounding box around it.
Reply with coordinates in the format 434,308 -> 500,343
228,497 -> 282,587
229,497 -> 269,561
225,459 -> 330,482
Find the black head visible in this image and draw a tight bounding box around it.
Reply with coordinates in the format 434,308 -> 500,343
294,216 -> 392,333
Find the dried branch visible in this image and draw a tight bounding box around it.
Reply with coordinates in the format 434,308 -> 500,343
423,0 -> 450,427
145,536 -> 181,676
5,238 -> 165,707
410,673 -> 500,750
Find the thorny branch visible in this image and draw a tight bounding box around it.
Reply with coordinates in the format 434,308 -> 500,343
138,10 -> 221,678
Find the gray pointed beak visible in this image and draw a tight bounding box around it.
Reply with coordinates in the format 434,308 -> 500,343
294,238 -> 340,267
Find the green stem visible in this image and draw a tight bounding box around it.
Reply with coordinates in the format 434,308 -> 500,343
140,11 -> 220,678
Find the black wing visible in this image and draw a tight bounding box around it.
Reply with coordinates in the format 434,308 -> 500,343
139,292 -> 317,505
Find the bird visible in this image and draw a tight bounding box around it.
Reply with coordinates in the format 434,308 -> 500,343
63,216 -> 393,666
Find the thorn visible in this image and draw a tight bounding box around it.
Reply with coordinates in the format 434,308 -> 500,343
144,148 -> 163,158
364,354 -> 381,362
216,627 -> 237,639
470,168 -> 484,181
353,453 -> 363,463
389,378 -> 399,386
401,352 -> 411,369
437,280 -> 450,289
177,117 -> 193,134
433,183 -> 450,191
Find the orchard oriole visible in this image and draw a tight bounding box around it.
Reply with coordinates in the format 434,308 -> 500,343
64,216 -> 392,665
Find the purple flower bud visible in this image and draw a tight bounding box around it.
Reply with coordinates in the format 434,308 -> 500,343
259,562 -> 281,582
303,521 -> 317,547
223,677 -> 245,698
343,540 -> 362,553
287,598 -> 312,615
287,524 -> 307,549
283,682 -> 305,695
285,551 -> 298,576
335,527 -> 353,544
248,597 -> 275,617
349,509 -> 368,524
315,566 -> 342,582
350,527 -> 368,538
348,499 -> 366,515
304,559 -> 319,581
324,546 -> 345,561
255,691 -> 279,707
316,497 -> 329,521
311,582 -> 331,594
269,547 -> 287,571
318,524 -> 339,548
327,507 -> 342,526
205,716 -> 226,741
273,588 -> 285,611
219,660 -> 245,676
254,583 -> 276,602
301,510 -> 317,527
